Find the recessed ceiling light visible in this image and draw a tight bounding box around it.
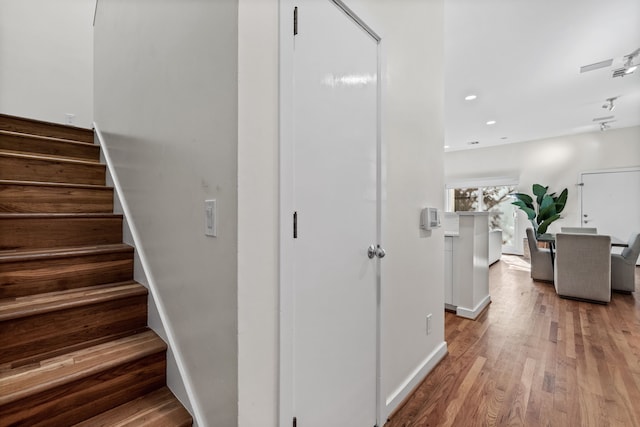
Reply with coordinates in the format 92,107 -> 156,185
486,120 -> 496,125
464,94 -> 477,101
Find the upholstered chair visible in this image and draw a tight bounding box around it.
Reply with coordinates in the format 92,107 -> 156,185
560,227 -> 598,234
554,233 -> 611,303
611,233 -> 640,293
526,228 -> 553,282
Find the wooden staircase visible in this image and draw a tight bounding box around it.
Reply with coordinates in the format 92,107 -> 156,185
0,114 -> 193,426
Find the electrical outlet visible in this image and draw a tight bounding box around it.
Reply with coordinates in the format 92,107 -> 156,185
65,113 -> 75,125
426,313 -> 433,335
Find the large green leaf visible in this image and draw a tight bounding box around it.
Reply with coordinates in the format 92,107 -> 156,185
512,193 -> 534,210
532,184 -> 548,206
537,213 -> 561,235
538,202 -> 558,223
512,201 -> 536,219
540,194 -> 554,210
555,188 -> 568,214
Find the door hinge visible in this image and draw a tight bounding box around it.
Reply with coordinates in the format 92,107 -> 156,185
294,6 -> 298,35
293,211 -> 298,238
293,416 -> 297,427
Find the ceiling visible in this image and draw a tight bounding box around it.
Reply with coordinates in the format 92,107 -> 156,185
444,0 -> 640,152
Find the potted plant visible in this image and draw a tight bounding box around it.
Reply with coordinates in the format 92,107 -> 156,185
512,184 -> 568,238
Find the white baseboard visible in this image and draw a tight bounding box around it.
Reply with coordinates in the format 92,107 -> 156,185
384,341 -> 448,419
456,294 -> 491,320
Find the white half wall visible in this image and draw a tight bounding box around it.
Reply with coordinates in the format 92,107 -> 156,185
94,1 -> 239,425
445,126 -> 640,252
0,0 -> 94,127
238,0 -> 445,425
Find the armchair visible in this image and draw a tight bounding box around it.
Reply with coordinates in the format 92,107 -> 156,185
611,233 -> 640,293
554,233 -> 611,303
526,228 -> 553,282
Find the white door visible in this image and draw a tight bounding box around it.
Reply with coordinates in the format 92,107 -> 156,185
292,1 -> 380,426
581,169 -> 640,263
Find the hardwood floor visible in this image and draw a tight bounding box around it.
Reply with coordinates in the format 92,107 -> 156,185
386,255 -> 640,427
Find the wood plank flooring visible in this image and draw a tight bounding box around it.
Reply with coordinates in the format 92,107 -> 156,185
386,255 -> 640,427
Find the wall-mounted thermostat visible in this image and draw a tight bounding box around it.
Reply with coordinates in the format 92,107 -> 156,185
420,207 -> 441,230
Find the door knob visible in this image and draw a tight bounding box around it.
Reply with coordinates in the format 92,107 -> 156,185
368,244 -> 386,259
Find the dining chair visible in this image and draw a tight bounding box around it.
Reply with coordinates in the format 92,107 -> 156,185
611,232 -> 640,293
560,227 -> 598,234
526,228 -> 553,282
554,233 -> 611,303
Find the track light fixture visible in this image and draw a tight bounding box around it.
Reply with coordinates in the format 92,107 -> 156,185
600,121 -> 611,131
602,97 -> 617,111
624,56 -> 638,75
613,48 -> 639,77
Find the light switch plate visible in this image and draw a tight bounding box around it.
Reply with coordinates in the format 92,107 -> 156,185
205,199 -> 217,237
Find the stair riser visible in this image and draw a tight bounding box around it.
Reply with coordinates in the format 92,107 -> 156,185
0,133 -> 100,162
0,183 -> 114,213
0,252 -> 133,299
0,352 -> 166,426
0,114 -> 94,143
0,295 -> 147,365
0,217 -> 123,250
0,155 -> 105,185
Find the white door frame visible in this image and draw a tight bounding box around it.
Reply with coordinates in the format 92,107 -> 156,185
278,1 -> 383,425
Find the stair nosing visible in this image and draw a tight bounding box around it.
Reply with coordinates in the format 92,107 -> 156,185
0,130 -> 99,147
0,330 -> 165,407
0,281 -> 146,322
0,151 -> 105,166
0,179 -> 113,190
0,244 -> 133,263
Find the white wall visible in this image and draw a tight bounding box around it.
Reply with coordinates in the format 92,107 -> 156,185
238,1 -> 279,426
94,1 -> 239,426
445,126 -> 640,252
0,0 -> 94,127
238,0 -> 445,424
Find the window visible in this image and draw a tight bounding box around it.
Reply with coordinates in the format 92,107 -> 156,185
446,184 -> 518,252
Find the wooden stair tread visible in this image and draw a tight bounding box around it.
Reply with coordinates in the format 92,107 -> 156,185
0,130 -> 100,162
0,243 -> 133,263
73,387 -> 192,427
0,129 -> 96,146
0,281 -> 145,321
0,113 -> 94,143
0,150 -> 102,166
0,212 -> 122,219
0,179 -> 112,190
0,329 -> 166,406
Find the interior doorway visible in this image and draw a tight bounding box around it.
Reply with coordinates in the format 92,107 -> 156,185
280,1 -> 383,425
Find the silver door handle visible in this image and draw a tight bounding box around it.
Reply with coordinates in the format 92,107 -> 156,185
368,244 -> 386,259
